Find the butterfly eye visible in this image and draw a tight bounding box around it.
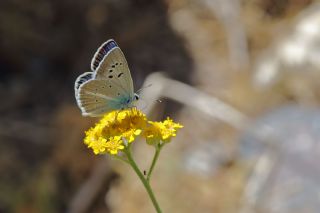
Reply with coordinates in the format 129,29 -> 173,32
134,94 -> 139,100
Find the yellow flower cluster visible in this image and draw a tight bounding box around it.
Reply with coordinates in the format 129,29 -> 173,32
84,109 -> 183,155
143,118 -> 183,145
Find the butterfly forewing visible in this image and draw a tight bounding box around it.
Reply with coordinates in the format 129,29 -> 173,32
77,79 -> 127,116
94,47 -> 134,97
91,40 -> 118,71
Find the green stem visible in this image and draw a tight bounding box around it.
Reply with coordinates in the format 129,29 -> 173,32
112,154 -> 129,164
147,144 -> 163,181
124,148 -> 162,213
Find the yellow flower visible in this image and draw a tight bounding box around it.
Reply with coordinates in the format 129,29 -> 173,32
143,117 -> 183,145
83,108 -> 147,155
162,117 -> 183,140
122,129 -> 142,143
84,126 -> 101,145
87,137 -> 108,155
83,108 -> 183,154
143,124 -> 162,145
106,136 -> 124,155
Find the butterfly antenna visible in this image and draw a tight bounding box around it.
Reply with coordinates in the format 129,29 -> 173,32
141,98 -> 163,111
139,98 -> 148,111
136,84 -> 152,94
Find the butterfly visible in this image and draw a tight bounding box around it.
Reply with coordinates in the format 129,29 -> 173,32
74,39 -> 139,117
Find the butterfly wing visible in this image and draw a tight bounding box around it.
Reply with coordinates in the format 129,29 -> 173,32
91,39 -> 118,72
75,39 -> 135,117
74,72 -> 93,97
93,40 -> 134,97
76,79 -> 131,116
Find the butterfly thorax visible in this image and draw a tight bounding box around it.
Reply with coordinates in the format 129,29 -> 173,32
111,93 -> 139,110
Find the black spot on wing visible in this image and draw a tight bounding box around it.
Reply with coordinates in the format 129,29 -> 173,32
117,73 -> 124,78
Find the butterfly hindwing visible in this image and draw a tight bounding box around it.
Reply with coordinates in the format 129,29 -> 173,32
74,72 -> 93,96
77,79 -> 131,116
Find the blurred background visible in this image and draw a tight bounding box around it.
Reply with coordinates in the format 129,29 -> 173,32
1,0 -> 320,212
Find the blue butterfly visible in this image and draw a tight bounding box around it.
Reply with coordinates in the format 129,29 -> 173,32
75,39 -> 139,116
